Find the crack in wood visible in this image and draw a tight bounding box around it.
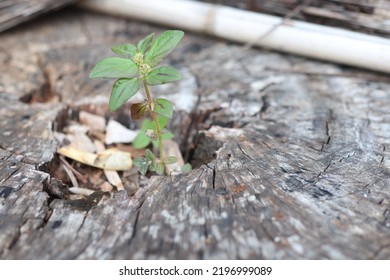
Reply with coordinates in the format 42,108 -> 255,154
236,143 -> 254,161
321,109 -> 334,151
127,200 -> 143,247
207,164 -> 216,190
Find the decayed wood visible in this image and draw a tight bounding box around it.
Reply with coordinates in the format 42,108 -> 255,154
200,0 -> 390,37
1,8 -> 390,259
0,0 -> 79,33
0,148 -> 50,254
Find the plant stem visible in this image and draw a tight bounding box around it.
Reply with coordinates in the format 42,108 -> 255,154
142,79 -> 164,164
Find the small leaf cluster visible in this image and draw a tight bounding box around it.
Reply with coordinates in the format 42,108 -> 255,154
89,30 -> 189,176
89,30 -> 184,112
132,116 -> 174,149
133,149 -> 178,176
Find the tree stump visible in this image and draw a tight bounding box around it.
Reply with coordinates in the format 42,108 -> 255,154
0,7 -> 390,259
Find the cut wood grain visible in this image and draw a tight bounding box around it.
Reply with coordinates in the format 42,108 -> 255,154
0,0 -> 79,33
200,0 -> 390,37
0,148 -> 50,255
0,8 -> 390,259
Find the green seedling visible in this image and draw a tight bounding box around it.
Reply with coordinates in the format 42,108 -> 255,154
90,30 -> 189,175
132,116 -> 174,149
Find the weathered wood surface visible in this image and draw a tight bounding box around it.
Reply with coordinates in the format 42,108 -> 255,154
201,0 -> 390,37
0,0 -> 79,33
1,8 -> 390,259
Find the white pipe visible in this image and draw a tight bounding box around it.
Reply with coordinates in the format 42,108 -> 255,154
80,0 -> 390,74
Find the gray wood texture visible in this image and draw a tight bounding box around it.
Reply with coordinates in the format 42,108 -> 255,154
0,8 -> 390,259
201,0 -> 390,37
0,0 -> 78,32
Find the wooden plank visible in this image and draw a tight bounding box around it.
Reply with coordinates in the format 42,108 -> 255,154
0,8 -> 390,259
0,0 -> 79,33
0,148 -> 50,256
199,0 -> 390,37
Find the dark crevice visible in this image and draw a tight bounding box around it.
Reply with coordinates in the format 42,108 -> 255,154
63,191 -> 106,212
260,94 -> 270,117
0,186 -> 14,199
38,176 -> 55,230
237,143 -> 255,161
321,109 -> 333,151
312,187 -> 334,199
40,158 -> 71,202
42,208 -> 54,229
323,161 -> 332,173
190,132 -> 223,169
380,144 -> 385,164
127,197 -> 145,247
76,210 -> 89,235
39,151 -> 106,213
19,59 -> 56,104
205,163 -> 216,190
211,166 -> 216,190
0,167 -> 20,184
129,210 -> 140,243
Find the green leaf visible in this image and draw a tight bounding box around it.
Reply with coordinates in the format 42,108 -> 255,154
109,78 -> 140,112
181,163 -> 192,172
132,131 -> 150,149
131,102 -> 149,120
89,57 -> 138,78
164,156 -> 178,165
145,30 -> 184,67
146,66 -> 182,85
162,130 -> 174,140
155,162 -> 165,175
154,98 -> 173,118
137,33 -> 155,54
144,149 -> 155,161
133,157 -> 150,175
149,161 -> 164,175
111,44 -> 137,57
156,115 -> 169,129
132,118 -> 154,149
132,117 -> 170,149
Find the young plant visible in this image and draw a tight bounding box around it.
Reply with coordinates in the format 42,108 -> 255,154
89,30 -> 185,175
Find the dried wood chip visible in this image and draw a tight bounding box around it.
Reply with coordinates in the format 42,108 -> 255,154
59,155 -> 79,189
94,140 -> 124,191
99,181 -> 114,192
68,187 -> 95,196
57,146 -> 132,171
63,123 -> 96,153
105,119 -> 138,145
79,111 -> 106,132
115,143 -> 145,158
162,139 -> 185,174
